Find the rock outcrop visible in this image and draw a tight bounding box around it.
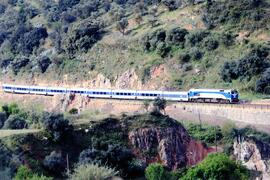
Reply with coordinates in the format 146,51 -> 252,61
128,118 -> 214,170
234,137 -> 270,179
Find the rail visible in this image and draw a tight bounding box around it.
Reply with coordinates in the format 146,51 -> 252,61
175,102 -> 270,110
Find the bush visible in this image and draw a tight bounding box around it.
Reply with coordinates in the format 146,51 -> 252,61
79,144 -> 133,170
162,0 -> 180,11
186,30 -> 208,46
181,153 -> 249,180
116,18 -> 129,35
203,36 -> 219,51
0,112 -> 7,129
178,53 -> 191,64
186,123 -> 223,144
12,57 -> 30,74
145,163 -> 168,180
17,27 -> 48,55
41,112 -> 72,141
142,29 -> 166,52
38,56 -> 52,73
69,108 -> 78,114
219,61 -> 238,82
255,68 -> 270,93
189,48 -> 203,61
153,97 -> 167,114
220,47 -> 269,83
43,151 -> 66,174
0,142 -> 12,170
156,42 -> 170,58
3,115 -> 27,129
69,164 -> 118,180
166,27 -> 188,46
220,31 -> 235,47
64,20 -> 104,56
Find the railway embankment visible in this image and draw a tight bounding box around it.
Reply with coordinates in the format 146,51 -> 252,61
1,92 -> 270,132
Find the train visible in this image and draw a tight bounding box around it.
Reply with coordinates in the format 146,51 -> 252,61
2,84 -> 239,103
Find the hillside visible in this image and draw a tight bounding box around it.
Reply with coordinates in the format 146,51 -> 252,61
0,0 -> 270,99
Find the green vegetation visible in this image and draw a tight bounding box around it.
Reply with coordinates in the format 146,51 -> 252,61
181,153 -> 249,180
2,106 -> 268,179
0,0 -> 269,99
184,123 -> 223,145
69,163 -> 118,180
15,165 -> 52,180
145,163 -> 169,180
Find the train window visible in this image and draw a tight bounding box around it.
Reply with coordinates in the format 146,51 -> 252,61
220,90 -> 224,92
128,93 -> 131,96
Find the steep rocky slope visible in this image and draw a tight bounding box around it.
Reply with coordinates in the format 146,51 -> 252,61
234,137 -> 270,179
0,0 -> 270,98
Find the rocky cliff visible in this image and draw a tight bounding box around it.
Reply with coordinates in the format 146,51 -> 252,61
128,114 -> 215,170
234,137 -> 270,180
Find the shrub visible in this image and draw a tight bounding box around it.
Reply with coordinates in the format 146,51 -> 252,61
182,63 -> 193,72
145,163 -> 168,180
156,42 -> 170,58
220,47 -> 269,83
178,53 -> 191,64
219,61 -> 238,82
186,30 -> 208,46
189,48 -> 203,61
203,36 -> 219,51
116,18 -> 129,35
166,27 -> 188,46
3,115 -> 27,129
15,165 -> 33,180
181,153 -> 249,180
220,31 -> 235,47
255,68 -> 270,93
38,56 -> 52,73
153,97 -> 167,114
69,108 -> 78,114
69,164 -> 118,180
0,112 -> 7,129
18,27 -> 48,54
142,29 -> 166,52
186,123 -> 223,144
162,0 -> 180,11
43,151 -> 66,174
0,142 -> 12,170
12,57 -> 30,74
64,20 -> 104,57
41,112 -> 72,141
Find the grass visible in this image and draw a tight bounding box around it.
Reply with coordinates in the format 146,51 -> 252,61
0,129 -> 41,138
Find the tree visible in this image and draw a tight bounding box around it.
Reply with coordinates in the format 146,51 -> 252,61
181,153 -> 249,180
3,115 -> 27,129
38,56 -> 51,73
145,163 -> 168,180
143,100 -> 151,112
15,165 -> 52,180
148,6 -> 158,27
135,14 -> 143,26
69,164 -> 118,180
153,97 -> 167,114
255,68 -> 270,94
116,18 -> 129,35
43,151 -> 66,174
0,112 -> 7,129
41,112 -> 72,141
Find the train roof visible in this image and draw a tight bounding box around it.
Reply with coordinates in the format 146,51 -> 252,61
189,89 -> 234,92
